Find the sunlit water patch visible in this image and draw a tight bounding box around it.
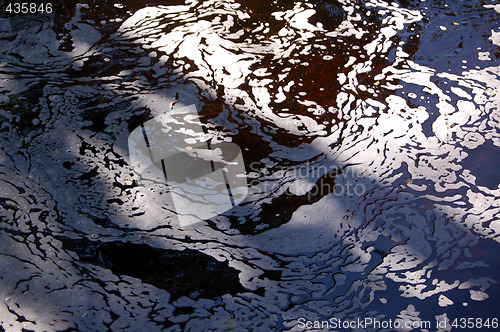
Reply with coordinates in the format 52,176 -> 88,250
0,0 -> 499,330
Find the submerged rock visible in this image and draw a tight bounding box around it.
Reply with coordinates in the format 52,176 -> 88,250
59,237 -> 245,300
310,0 -> 346,30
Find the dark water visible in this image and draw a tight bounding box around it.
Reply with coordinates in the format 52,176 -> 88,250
0,0 -> 499,330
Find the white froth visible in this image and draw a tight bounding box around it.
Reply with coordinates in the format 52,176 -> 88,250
484,4 -> 500,14
438,295 -> 454,307
489,29 -> 500,46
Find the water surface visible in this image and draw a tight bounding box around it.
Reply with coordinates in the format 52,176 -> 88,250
0,0 -> 499,330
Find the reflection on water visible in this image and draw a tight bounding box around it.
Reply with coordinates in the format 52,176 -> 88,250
0,0 -> 499,330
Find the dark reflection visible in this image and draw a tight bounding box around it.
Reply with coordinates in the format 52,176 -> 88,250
310,0 -> 346,30
220,165 -> 345,234
463,140 -> 500,190
59,237 -> 245,300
